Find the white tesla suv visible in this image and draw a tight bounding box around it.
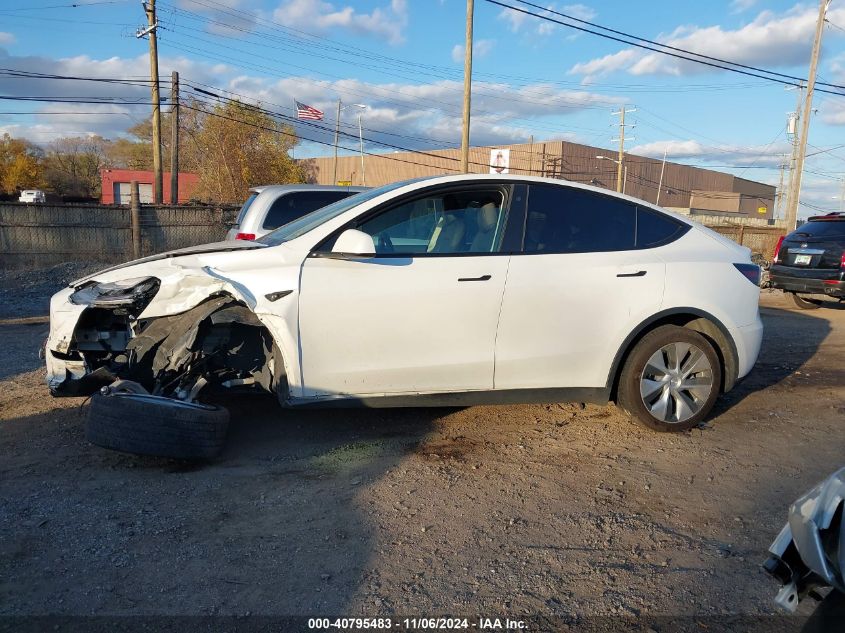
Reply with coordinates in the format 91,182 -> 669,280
46,175 -> 763,457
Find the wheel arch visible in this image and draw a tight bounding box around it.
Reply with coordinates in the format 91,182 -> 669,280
606,307 -> 739,402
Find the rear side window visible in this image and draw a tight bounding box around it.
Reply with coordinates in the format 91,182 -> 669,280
636,208 -> 688,248
524,185 -> 636,253
263,191 -> 354,230
792,220 -> 845,239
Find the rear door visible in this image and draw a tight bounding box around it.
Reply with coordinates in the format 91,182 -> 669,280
494,184 -> 674,390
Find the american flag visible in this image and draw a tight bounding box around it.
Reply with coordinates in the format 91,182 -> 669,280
295,100 -> 324,121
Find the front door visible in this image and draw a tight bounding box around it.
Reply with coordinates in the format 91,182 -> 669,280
298,185 -> 513,397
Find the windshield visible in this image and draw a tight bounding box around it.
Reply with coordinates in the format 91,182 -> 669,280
257,180 -> 419,246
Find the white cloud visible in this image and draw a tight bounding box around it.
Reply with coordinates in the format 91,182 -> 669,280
0,32 -> 15,46
498,3 -> 596,37
272,0 -> 408,45
629,138 -> 791,167
570,5 -> 845,79
451,39 -> 495,63
0,49 -> 619,152
730,0 -> 757,13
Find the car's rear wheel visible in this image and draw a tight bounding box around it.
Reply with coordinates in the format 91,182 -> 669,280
617,325 -> 721,432
790,293 -> 822,310
87,392 -> 230,460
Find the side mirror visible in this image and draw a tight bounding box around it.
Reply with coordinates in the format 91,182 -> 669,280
331,229 -> 376,257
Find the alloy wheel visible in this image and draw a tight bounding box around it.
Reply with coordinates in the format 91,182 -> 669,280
639,342 -> 714,424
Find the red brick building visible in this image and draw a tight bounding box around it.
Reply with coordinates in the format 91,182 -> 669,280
100,169 -> 200,204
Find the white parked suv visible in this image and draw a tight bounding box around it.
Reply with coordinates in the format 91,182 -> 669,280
225,184 -> 368,241
46,175 -> 763,458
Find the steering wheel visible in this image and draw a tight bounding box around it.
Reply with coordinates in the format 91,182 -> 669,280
377,232 -> 395,253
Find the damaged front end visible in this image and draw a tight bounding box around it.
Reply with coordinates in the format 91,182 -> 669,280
47,275 -> 284,404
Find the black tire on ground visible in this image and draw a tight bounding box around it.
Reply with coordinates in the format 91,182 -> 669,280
790,293 -> 822,310
86,393 -> 230,460
617,325 -> 722,433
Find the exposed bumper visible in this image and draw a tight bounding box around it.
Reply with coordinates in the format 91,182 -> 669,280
770,271 -> 845,298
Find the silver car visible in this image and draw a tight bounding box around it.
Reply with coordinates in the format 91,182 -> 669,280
226,184 -> 369,241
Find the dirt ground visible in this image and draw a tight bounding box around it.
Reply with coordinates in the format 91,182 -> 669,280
1,278 -> 843,627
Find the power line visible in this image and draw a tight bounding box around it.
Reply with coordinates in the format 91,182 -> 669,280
508,0 -> 844,89
485,0 -> 845,97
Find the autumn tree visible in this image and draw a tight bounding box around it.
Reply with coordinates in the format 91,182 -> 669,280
43,135 -> 109,198
186,99 -> 303,202
0,133 -> 43,194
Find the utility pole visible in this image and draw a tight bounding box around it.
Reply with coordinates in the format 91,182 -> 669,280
170,70 -> 179,205
776,156 -> 788,218
785,0 -> 829,231
332,98 -> 341,185
140,0 -> 163,204
460,0 -> 474,173
611,106 -> 635,193
527,135 -> 534,175
656,148 -> 668,206
784,83 -> 805,223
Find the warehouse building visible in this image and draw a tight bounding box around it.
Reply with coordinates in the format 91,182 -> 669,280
303,139 -> 776,221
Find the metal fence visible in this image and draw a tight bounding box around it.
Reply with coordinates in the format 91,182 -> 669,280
0,203 -> 240,268
707,224 -> 786,263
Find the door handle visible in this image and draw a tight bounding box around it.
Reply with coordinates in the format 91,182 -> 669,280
458,274 -> 492,282
617,270 -> 647,278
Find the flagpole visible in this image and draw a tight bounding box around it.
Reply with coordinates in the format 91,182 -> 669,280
291,99 -> 296,161
333,98 -> 342,185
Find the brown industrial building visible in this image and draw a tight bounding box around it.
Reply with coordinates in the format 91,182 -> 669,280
302,139 -> 776,220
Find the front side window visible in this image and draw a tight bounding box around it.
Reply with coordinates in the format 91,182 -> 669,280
350,189 -> 508,255
263,190 -> 354,230
524,185 -> 636,253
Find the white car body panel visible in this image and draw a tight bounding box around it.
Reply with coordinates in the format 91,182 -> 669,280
494,250 -> 665,390
298,255 -> 510,396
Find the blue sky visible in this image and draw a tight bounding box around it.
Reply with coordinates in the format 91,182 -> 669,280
1,0 -> 844,217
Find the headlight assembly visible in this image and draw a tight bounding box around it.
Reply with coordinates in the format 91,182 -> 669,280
70,276 -> 160,309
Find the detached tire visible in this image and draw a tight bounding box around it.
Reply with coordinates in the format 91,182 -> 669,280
87,393 -> 230,460
790,293 -> 822,310
617,325 -> 721,432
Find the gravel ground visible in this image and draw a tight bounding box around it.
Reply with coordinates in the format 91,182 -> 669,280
1,266 -> 843,629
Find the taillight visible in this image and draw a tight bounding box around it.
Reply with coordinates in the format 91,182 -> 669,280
840,251 -> 845,269
772,235 -> 785,264
235,232 -> 256,241
733,263 -> 761,286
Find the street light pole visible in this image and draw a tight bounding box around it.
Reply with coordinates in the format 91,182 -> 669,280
332,98 -> 342,185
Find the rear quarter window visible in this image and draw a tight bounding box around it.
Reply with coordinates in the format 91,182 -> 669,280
635,208 -> 689,248
263,191 -> 354,230
235,193 -> 258,226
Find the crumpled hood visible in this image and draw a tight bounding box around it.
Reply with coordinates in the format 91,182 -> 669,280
70,240 -> 268,287
66,240 -> 301,319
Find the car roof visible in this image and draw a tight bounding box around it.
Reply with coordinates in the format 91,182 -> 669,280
250,184 -> 370,194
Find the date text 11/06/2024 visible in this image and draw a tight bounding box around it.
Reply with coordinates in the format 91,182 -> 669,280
307,617 -> 528,630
